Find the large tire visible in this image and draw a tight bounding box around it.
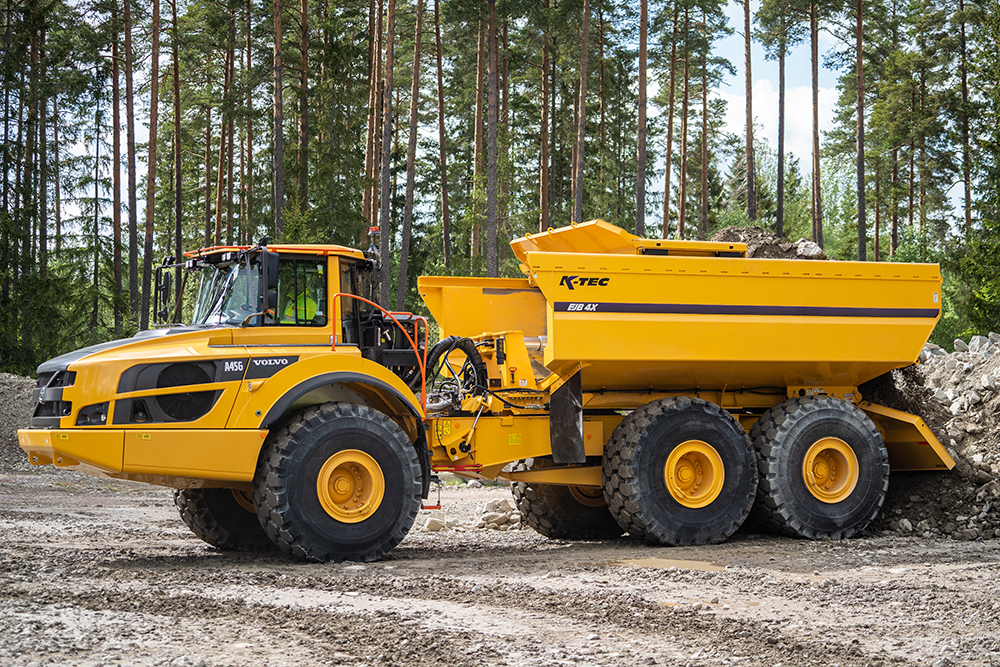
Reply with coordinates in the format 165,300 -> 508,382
751,397 -> 888,539
603,397 -> 757,546
173,487 -> 273,551
512,457 -> 623,540
254,402 -> 422,563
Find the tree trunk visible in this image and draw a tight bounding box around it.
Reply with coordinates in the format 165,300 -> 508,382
245,0 -> 253,244
396,0 -> 423,310
744,0 -> 756,221
662,7 -> 678,239
53,99 -> 61,256
378,0 -> 396,307
434,0 -> 450,266
93,103 -> 101,332
891,147 -> 898,256
204,108 -> 212,244
297,0 -> 308,207
634,0 -> 647,236
112,13 -> 121,333
171,0 -> 182,298
273,0 -> 285,237
810,1 -> 823,247
140,0 -> 161,330
776,33 -> 785,238
38,31 -> 47,279
362,0 -> 377,227
124,0 -> 138,318
598,9 -> 605,188
677,8 -> 689,240
874,156 -> 880,261
700,10 -> 708,240
485,0 -> 499,276
215,46 -> 232,244
572,0 -> 590,225
959,0 -> 971,236
539,0 -> 550,233
908,90 -> 914,231
225,20 -> 235,245
855,0 -> 865,260
471,17 -> 485,256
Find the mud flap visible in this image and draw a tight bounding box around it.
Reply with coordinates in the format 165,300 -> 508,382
549,371 -> 586,464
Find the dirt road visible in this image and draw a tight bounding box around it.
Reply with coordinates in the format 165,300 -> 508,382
2,470 -> 999,667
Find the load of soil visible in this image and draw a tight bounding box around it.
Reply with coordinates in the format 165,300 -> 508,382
709,226 -> 827,260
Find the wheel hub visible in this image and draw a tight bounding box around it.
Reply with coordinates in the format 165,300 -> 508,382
802,437 -> 859,504
664,440 -> 725,509
316,450 -> 386,523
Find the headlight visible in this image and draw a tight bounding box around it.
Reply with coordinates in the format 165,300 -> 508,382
75,402 -> 109,426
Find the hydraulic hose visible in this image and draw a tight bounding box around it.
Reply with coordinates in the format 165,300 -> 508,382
415,335 -> 488,395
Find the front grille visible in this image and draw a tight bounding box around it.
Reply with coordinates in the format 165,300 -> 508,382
36,371 -> 76,389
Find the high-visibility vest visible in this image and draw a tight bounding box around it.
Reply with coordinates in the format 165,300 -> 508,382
283,293 -> 317,322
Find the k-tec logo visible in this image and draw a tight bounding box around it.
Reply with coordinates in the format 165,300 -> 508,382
559,275 -> 610,291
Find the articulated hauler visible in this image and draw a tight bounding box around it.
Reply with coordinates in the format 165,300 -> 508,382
17,220 -> 954,561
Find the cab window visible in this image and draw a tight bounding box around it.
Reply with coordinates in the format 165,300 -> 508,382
340,260 -> 361,344
273,258 -> 327,327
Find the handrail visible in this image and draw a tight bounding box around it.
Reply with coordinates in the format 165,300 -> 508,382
331,292 -> 429,412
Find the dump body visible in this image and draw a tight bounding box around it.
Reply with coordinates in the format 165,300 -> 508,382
423,220 -> 942,393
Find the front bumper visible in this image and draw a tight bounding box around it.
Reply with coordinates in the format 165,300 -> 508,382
17,428 -> 266,485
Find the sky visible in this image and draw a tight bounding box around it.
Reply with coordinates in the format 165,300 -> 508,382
715,0 -> 843,167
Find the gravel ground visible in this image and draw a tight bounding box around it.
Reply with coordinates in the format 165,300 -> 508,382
2,472 -> 1000,667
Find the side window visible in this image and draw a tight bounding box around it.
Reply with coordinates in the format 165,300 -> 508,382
340,260 -> 359,344
275,258 -> 328,327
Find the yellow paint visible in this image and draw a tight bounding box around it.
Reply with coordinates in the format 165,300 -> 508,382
664,440 -> 725,509
122,429 -> 264,482
315,449 -> 385,523
18,428 -> 124,474
501,465 -> 602,487
860,402 -> 955,471
801,437 -> 859,504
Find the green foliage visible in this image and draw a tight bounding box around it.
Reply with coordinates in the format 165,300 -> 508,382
3,0 -> 1000,376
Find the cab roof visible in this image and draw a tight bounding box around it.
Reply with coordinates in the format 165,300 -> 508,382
184,244 -> 366,260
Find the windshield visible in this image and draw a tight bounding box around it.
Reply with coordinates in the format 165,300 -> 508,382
191,261 -> 260,326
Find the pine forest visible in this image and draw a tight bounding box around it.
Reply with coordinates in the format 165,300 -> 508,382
2,0 -> 999,374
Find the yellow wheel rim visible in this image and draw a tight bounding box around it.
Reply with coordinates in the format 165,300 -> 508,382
802,437 -> 859,504
316,449 -> 385,523
569,485 -> 607,508
664,440 -> 725,509
231,489 -> 255,513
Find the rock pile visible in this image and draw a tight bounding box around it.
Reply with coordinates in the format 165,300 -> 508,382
863,334 -> 1000,540
709,226 -> 827,260
420,496 -> 525,533
0,373 -> 35,472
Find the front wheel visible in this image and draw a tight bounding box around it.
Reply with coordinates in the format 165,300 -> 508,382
603,397 -> 757,546
254,402 -> 422,562
174,487 -> 274,551
751,397 -> 888,539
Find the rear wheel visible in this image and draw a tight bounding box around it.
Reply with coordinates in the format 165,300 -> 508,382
603,397 -> 757,546
751,397 -> 888,539
174,487 -> 273,551
512,457 -> 623,540
254,402 -> 422,562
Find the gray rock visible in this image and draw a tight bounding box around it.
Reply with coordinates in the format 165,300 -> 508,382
899,518 -> 913,533
982,375 -> 995,390
990,332 -> 1000,344
967,390 -> 982,405
969,335 -> 990,353
934,389 -> 950,404
954,338 -> 969,352
423,517 -> 446,531
945,358 -> 958,371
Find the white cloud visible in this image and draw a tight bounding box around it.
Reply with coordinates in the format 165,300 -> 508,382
716,79 -> 838,169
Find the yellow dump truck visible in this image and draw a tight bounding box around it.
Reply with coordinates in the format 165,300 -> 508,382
17,220 -> 953,561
